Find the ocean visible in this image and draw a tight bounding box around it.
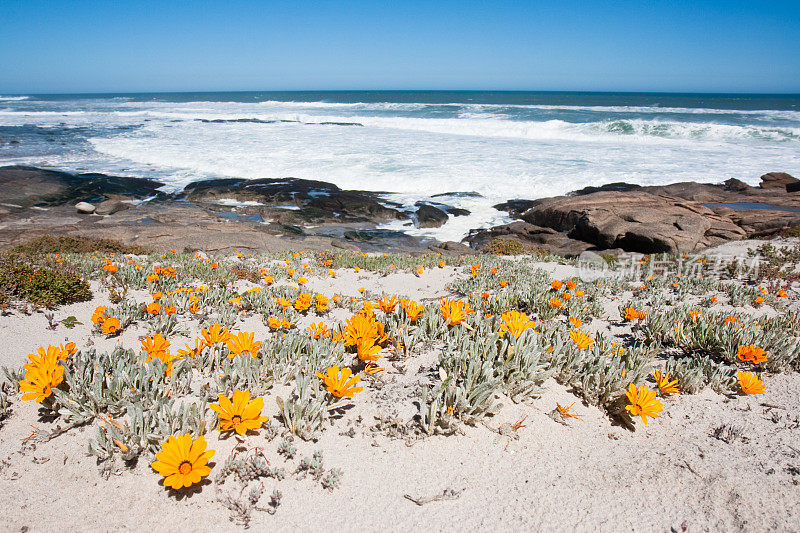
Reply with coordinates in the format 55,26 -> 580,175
1,91 -> 798,240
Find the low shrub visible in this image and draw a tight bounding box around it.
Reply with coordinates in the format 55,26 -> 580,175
485,237 -> 526,256
10,235 -> 150,256
0,255 -> 91,307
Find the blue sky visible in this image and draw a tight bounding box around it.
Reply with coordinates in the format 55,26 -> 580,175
1,0 -> 798,93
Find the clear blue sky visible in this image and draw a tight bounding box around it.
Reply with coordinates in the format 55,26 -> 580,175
1,0 -> 798,94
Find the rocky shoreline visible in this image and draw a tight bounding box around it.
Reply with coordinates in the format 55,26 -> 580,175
1,165 -> 798,255
468,172 -> 800,255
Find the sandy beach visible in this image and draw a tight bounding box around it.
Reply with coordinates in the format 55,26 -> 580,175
1,238 -> 798,531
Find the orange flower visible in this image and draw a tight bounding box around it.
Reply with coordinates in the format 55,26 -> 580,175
20,346 -> 66,402
344,313 -> 386,348
569,329 -> 593,349
377,296 -> 399,314
499,310 -> 537,338
315,294 -> 330,313
574,290 -> 584,297
355,338 -> 382,362
210,389 -> 268,435
316,365 -> 363,398
102,264 -> 118,273
152,291 -> 163,300
624,307 -> 645,321
59,342 -> 77,359
402,300 -> 424,321
177,339 -> 204,358
653,370 -> 679,395
141,334 -> 170,361
755,296 -> 765,304
226,332 -> 261,357
201,324 -> 231,348
624,384 -> 663,425
565,280 -> 577,290
91,305 -> 109,324
144,302 -> 161,315
568,316 -> 582,328
737,345 -> 767,364
737,371 -> 765,395
439,298 -> 475,326
294,293 -> 313,313
147,274 -> 159,283
551,280 -> 563,290
499,280 -> 508,288
778,289 -> 788,298
101,317 -> 120,335
307,322 -> 330,339
151,434 -> 214,490
548,298 -> 563,308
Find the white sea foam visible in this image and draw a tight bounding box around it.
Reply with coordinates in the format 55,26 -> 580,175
2,96 -> 799,241
0,96 -> 29,101
216,198 -> 264,207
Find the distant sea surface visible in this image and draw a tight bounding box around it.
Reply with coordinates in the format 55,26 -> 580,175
1,90 -> 799,240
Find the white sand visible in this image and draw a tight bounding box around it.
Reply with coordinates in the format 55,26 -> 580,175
1,245 -> 798,531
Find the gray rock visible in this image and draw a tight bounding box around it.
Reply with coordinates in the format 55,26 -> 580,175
0,165 -> 164,208
724,178 -> 751,192
429,240 -> 474,255
75,202 -> 96,214
416,204 -> 449,228
94,198 -> 132,216
521,191 -> 746,254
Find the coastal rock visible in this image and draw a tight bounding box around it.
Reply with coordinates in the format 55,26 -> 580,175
520,191 -> 746,254
571,182 -> 643,196
493,199 -> 536,219
415,204 -> 449,228
180,178 -> 406,223
94,197 -> 132,216
429,240 -> 475,255
760,172 -> 798,190
0,165 -> 165,208
75,202 -> 96,214
465,220 -> 596,256
724,178 -> 751,192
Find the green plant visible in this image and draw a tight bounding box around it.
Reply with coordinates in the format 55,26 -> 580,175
10,235 -> 151,256
0,254 -> 91,307
485,237 -> 527,256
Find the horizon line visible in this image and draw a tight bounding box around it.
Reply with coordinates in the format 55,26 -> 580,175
4,88 -> 800,97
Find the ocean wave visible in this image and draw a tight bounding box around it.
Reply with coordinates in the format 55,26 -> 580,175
0,96 -> 30,101
209,99 -> 800,119
301,115 -> 800,143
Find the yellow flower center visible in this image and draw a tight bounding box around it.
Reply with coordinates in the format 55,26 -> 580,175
178,461 -> 192,475
232,415 -> 242,425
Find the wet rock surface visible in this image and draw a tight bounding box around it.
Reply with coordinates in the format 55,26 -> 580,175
3,165 -> 799,256
0,166 -> 419,253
